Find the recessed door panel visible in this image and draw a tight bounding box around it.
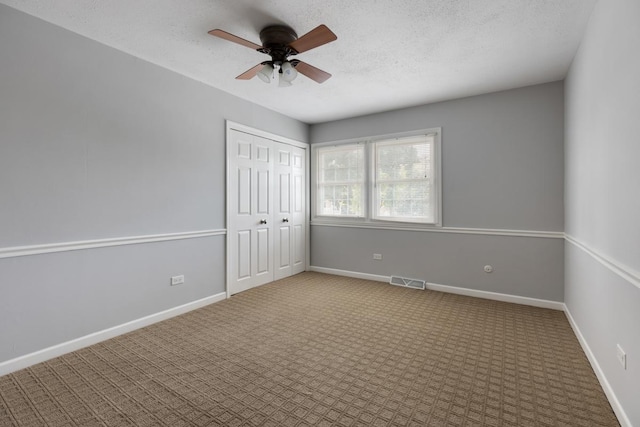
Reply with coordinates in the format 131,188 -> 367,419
279,227 -> 291,269
238,142 -> 251,159
279,150 -> 290,166
237,230 -> 251,279
280,173 -> 290,213
294,225 -> 303,266
256,228 -> 270,275
238,167 -> 251,215
257,170 -> 269,215
256,145 -> 269,162
294,175 -> 302,213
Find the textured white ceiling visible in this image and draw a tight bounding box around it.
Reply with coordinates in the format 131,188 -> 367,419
1,0 -> 597,124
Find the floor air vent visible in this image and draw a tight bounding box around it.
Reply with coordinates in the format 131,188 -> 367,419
389,276 -> 426,290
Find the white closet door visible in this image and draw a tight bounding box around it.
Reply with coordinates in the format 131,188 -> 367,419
290,145 -> 306,276
227,124 -> 307,295
274,144 -> 306,279
228,130 -> 274,295
274,146 -> 293,280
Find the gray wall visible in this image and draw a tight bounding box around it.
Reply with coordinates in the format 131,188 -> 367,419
564,0 -> 640,424
0,5 -> 308,363
312,226 -> 564,300
310,82 -> 565,301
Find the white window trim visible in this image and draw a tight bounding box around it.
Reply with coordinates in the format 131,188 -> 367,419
311,128 -> 442,229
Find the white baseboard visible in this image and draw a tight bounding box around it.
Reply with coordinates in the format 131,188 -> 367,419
308,266 -> 389,283
426,282 -> 565,310
564,307 -> 631,427
308,266 -> 564,310
0,292 -> 227,376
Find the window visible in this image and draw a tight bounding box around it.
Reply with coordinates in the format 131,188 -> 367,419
316,144 -> 365,217
373,135 -> 436,223
313,129 -> 441,226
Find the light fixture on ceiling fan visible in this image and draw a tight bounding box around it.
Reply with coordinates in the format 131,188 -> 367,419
208,24 -> 337,86
256,61 -> 298,86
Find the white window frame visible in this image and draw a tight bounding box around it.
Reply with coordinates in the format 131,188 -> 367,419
312,128 -> 442,228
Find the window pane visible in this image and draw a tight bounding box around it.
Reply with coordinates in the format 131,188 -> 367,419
374,135 -> 435,223
318,184 -> 363,216
376,182 -> 431,220
376,141 -> 430,181
316,144 -> 364,217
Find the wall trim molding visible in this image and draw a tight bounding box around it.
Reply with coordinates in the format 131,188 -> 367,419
308,266 -> 564,310
564,307 -> 631,427
310,222 -> 564,239
0,292 -> 227,376
0,229 -> 227,260
565,234 -> 640,290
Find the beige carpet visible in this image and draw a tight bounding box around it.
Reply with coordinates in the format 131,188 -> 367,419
0,272 -> 619,426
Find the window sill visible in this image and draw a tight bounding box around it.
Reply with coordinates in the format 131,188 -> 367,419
311,218 -> 442,230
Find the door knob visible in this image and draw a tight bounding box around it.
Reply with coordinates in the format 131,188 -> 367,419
283,218 -> 289,223
259,219 -> 267,224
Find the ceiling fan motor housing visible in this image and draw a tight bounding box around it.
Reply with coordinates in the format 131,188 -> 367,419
259,25 -> 299,64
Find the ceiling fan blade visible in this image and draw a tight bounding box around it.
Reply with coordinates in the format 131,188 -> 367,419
208,29 -> 262,50
294,61 -> 332,83
236,63 -> 265,80
288,25 -> 337,54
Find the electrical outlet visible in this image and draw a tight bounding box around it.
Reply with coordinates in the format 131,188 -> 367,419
616,344 -> 627,370
373,253 -> 382,260
171,275 -> 185,286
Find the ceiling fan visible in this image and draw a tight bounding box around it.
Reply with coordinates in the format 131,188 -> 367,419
208,24 -> 337,86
